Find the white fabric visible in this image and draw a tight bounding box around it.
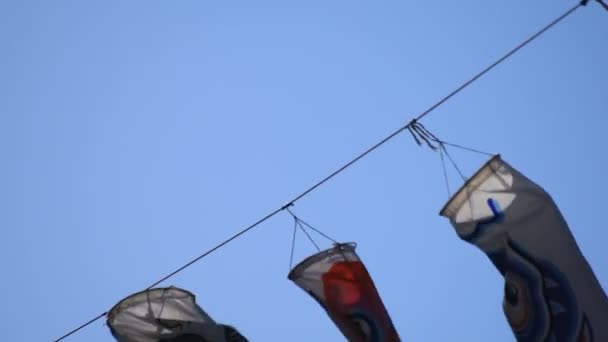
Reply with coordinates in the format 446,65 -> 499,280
441,155 -> 608,341
288,243 -> 359,303
107,287 -> 226,342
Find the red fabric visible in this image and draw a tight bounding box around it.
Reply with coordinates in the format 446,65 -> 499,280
322,261 -> 400,342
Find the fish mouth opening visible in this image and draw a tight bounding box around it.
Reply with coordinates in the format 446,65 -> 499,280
288,242 -> 357,280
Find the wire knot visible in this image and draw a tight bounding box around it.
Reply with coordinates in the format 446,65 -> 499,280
407,120 -> 442,151
281,202 -> 294,211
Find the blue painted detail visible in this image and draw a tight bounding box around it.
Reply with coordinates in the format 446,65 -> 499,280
488,198 -> 501,217
460,196 -> 593,341
461,197 -> 505,242
487,239 -> 586,342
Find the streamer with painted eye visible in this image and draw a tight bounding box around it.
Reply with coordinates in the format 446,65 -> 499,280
440,155 -> 608,341
289,243 -> 401,342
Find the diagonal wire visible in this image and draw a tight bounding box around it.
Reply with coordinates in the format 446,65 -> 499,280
52,207 -> 284,342
52,312 -> 109,342
414,2 -> 584,122
52,2 -> 584,341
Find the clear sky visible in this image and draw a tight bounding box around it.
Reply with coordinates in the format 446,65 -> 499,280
1,0 -> 607,341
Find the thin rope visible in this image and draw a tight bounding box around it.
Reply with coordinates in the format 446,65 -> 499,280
438,141 -> 493,156
410,122 -> 440,149
440,144 -> 468,182
412,122 -> 439,142
410,121 -> 493,157
413,120 -> 482,197
290,215 -> 338,244
439,148 -> 452,198
289,217 -> 298,271
286,208 -> 331,251
413,121 -> 493,157
52,3 -> 584,340
296,220 -> 321,251
407,125 -> 423,146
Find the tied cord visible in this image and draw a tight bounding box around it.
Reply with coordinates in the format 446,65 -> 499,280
408,120 -> 488,196
286,208 -> 338,270
407,120 -> 439,151
407,120 -> 493,157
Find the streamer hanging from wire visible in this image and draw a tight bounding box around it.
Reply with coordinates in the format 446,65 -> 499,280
52,2 -> 587,341
440,155 -> 608,341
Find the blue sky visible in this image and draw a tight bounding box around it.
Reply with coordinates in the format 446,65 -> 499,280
1,1 -> 607,341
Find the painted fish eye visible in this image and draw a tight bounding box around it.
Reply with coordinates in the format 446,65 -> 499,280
504,282 -> 519,306
503,276 -> 530,332
352,317 -> 372,336
348,311 -> 379,342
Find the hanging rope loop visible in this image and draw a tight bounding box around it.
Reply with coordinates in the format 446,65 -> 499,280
286,208 -> 337,245
408,120 -> 493,157
407,120 -> 440,151
285,208 -> 339,270
408,122 -> 497,198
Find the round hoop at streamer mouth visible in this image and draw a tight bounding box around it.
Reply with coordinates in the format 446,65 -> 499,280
289,243 -> 401,342
107,286 -> 247,342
